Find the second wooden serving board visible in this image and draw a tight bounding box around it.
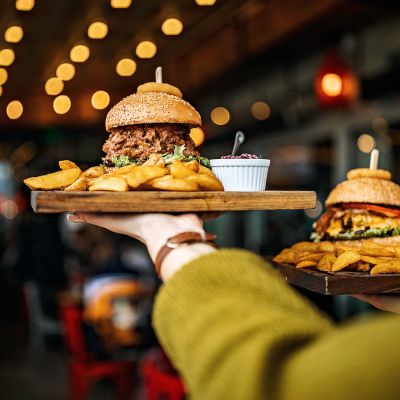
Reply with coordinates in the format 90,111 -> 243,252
277,263 -> 400,294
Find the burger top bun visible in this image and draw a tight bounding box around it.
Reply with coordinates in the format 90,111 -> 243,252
105,91 -> 201,131
326,174 -> 400,207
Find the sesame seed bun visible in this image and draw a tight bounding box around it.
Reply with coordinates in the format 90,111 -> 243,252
326,177 -> 400,207
105,92 -> 201,131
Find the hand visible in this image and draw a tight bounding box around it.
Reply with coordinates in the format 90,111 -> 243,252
352,294 -> 400,314
68,212 -> 215,280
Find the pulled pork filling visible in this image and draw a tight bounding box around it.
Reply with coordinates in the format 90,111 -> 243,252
311,204 -> 400,241
102,123 -> 199,167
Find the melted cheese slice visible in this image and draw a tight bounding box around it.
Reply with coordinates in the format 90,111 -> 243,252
326,214 -> 400,237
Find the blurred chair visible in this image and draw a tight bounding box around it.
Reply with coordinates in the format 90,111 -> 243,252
141,349 -> 185,400
23,281 -> 62,350
59,304 -> 135,400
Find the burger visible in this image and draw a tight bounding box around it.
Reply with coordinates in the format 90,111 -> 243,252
311,168 -> 400,243
102,82 -> 209,170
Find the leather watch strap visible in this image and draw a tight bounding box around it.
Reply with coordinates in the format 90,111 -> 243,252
154,231 -> 217,277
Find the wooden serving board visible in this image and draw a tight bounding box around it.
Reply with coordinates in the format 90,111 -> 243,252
278,263 -> 400,295
31,190 -> 316,213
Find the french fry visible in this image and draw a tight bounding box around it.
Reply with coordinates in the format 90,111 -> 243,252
371,260 -> 400,275
185,174 -> 224,191
81,166 -> 105,179
126,166 -> 168,189
89,176 -> 128,192
296,260 -> 317,269
332,251 -> 361,272
64,177 -> 90,191
317,254 -> 337,272
148,175 -> 199,191
24,168 -> 81,190
184,160 -> 200,173
59,160 -> 80,170
170,160 -> 196,179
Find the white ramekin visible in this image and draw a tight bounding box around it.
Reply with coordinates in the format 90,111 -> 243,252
210,159 -> 270,191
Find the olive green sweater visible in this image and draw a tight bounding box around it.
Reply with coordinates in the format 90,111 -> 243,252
153,249 -> 400,400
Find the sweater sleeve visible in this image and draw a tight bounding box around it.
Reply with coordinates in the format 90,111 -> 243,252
153,249 -> 400,400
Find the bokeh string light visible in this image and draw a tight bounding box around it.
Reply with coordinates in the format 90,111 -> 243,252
116,58 -> 137,76
136,40 -> 157,59
56,63 -> 75,81
15,0 -> 35,11
161,18 -> 184,36
0,49 -> 16,67
6,100 -> 23,120
91,90 -> 110,110
211,107 -> 230,126
87,22 -> 108,40
5,26 -> 24,43
53,95 -> 71,114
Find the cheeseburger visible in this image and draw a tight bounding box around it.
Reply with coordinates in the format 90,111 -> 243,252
102,81 -> 209,170
312,168 -> 400,242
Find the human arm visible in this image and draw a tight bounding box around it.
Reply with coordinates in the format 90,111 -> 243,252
70,212 -> 400,400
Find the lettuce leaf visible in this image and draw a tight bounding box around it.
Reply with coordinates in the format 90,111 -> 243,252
162,145 -> 210,168
311,225 -> 400,242
111,145 -> 211,169
111,155 -> 136,168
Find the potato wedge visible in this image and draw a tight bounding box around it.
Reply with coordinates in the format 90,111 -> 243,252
332,251 -> 361,272
59,160 -> 80,170
24,168 -> 81,190
317,242 -> 336,253
296,253 -> 325,263
81,166 -> 105,179
142,154 -> 165,167
64,177 -> 89,191
356,262 -> 371,272
127,166 -> 168,189
317,254 -> 337,272
170,160 -> 196,179
89,176 -> 128,192
198,165 -> 215,176
296,260 -> 317,269
184,160 -> 200,173
359,243 -> 395,257
148,175 -> 199,191
371,259 -> 400,275
110,164 -> 137,176
185,174 -> 224,191
272,248 -> 295,264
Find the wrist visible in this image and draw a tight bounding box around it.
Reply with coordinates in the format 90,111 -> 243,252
160,243 -> 216,281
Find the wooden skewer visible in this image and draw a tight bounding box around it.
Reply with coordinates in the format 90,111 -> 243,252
370,149 -> 379,170
155,66 -> 163,83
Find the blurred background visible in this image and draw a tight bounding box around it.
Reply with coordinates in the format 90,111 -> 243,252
1,0 -> 400,398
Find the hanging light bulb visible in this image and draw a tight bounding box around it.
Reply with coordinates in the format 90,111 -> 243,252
53,95 -> 71,114
0,49 -> 15,66
6,100 -> 23,119
70,45 -> 90,62
91,90 -> 110,110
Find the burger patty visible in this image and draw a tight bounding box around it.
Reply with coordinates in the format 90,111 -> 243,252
102,123 -> 199,166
